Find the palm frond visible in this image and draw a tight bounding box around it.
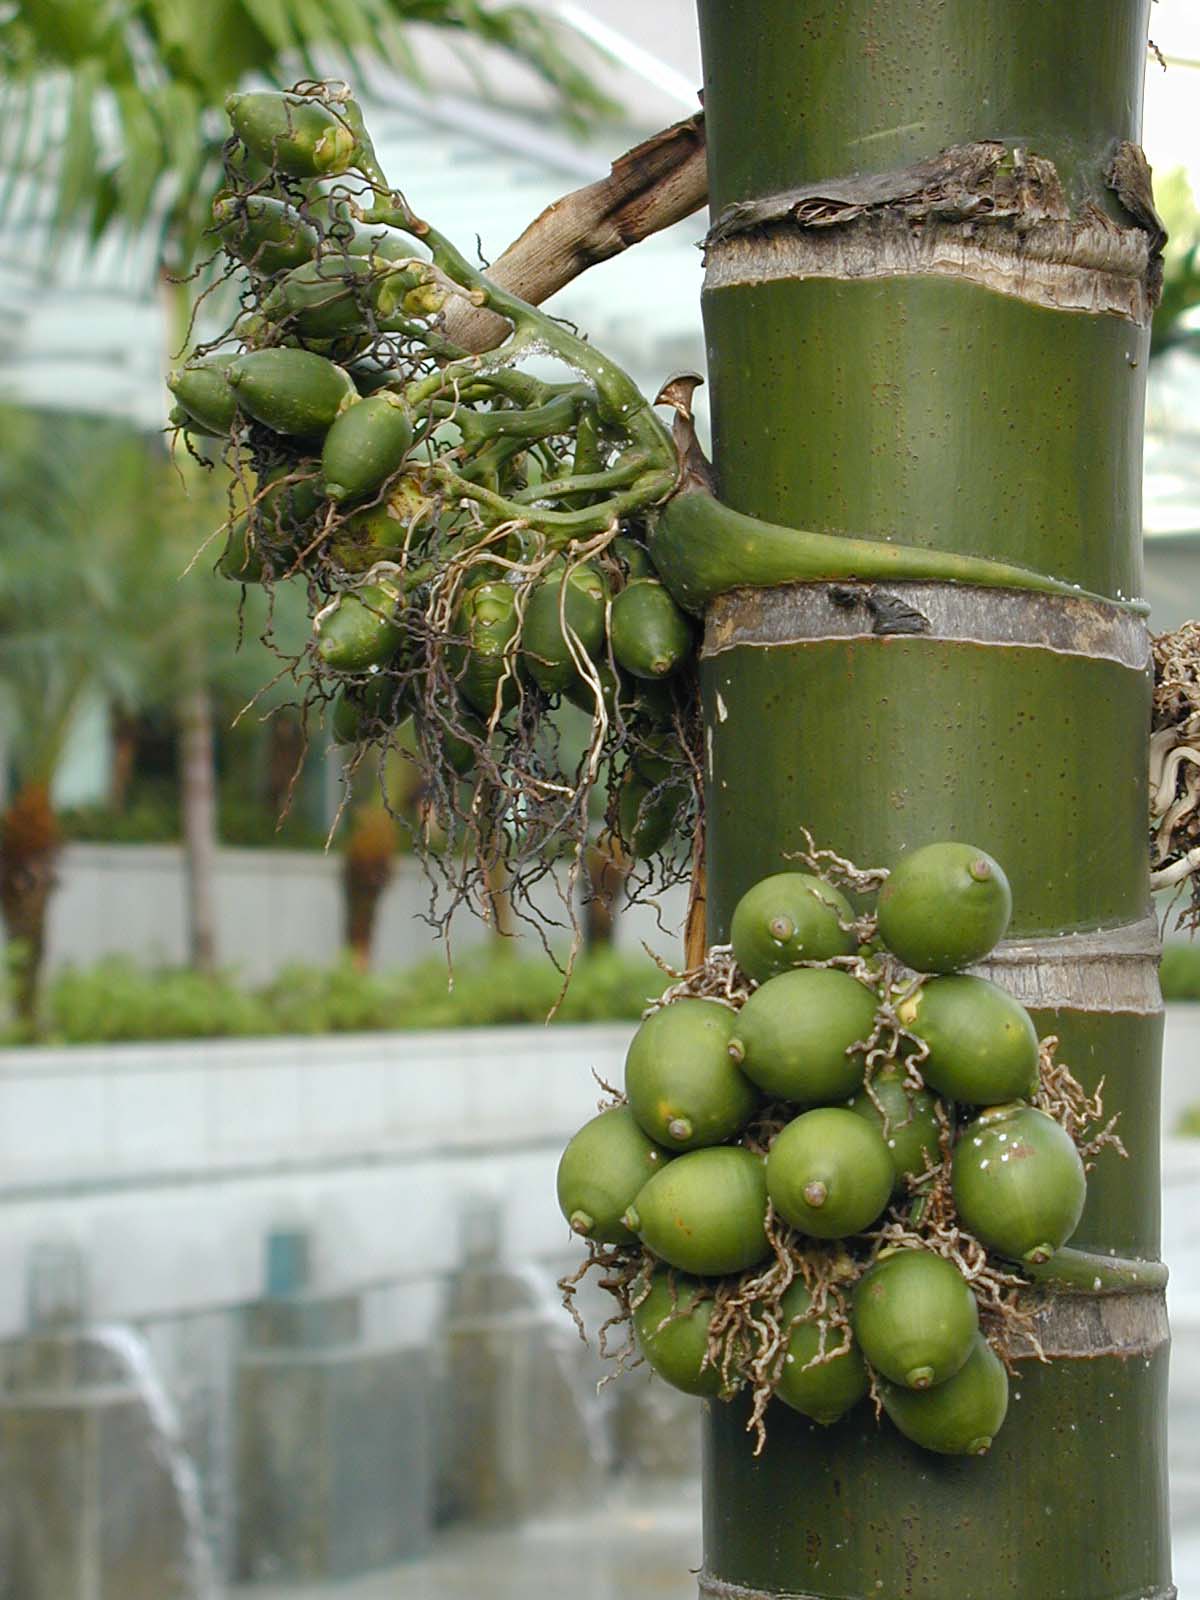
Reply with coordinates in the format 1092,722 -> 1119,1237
0,0 -> 614,278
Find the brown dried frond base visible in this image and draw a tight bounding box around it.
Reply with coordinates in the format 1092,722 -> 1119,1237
1151,621 -> 1200,929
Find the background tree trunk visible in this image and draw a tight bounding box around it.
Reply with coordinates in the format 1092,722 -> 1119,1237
165,275 -> 221,974
342,805 -> 397,971
695,2 -> 1171,1596
177,643 -> 218,975
0,782 -> 61,1028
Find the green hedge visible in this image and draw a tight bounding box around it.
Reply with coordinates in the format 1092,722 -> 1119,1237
16,942 -> 1197,1049
3,946 -> 664,1046
1161,943 -> 1200,1003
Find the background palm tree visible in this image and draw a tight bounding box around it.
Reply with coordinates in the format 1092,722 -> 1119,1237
0,411 -> 183,1021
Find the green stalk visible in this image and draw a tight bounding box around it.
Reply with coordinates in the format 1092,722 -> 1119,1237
695,3 -> 1170,1597
356,199 -> 676,470
430,463 -> 675,541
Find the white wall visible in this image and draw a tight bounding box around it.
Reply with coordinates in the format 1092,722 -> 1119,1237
1,1012 -> 1198,1345
45,844 -> 689,983
0,1024 -> 633,1341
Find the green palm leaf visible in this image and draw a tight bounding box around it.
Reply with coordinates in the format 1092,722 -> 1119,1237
0,0 -> 615,275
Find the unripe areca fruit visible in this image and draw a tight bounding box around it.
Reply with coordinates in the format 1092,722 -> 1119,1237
877,841 -> 1012,973
897,975 -> 1039,1104
328,478 -> 437,573
852,1249 -> 978,1391
417,707 -> 486,777
951,1103 -> 1086,1265
612,535 -> 656,581
880,1332 -> 1009,1457
848,1066 -> 941,1191
730,872 -> 857,983
212,195 -> 319,278
167,354 -> 238,435
766,1109 -> 893,1238
773,1281 -> 869,1425
728,968 -> 876,1104
633,1272 -> 731,1398
624,999 -> 756,1151
609,579 -> 693,680
616,770 -> 685,860
624,1146 -> 769,1276
520,560 -> 607,693
262,255 -> 379,339
330,670 -> 411,747
314,582 -> 404,672
226,92 -> 358,178
218,468 -> 324,583
226,348 -> 358,438
322,393 -> 414,504
448,581 -> 521,718
555,1106 -> 670,1245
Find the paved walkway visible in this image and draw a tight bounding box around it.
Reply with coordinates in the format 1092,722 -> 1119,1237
231,1482 -> 1200,1599
231,1484 -> 701,1600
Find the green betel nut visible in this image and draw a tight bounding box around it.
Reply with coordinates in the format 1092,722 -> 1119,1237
852,1249 -> 978,1391
226,92 -> 358,178
729,967 -> 876,1104
952,1103 -> 1087,1265
520,560 -> 607,693
880,1333 -> 1009,1456
609,578 -> 693,680
322,393 -> 414,504
556,1106 -> 670,1245
897,975 -> 1040,1104
624,1146 -> 770,1277
633,1272 -> 732,1399
773,1280 -> 869,1425
877,841 -> 1012,973
226,348 -> 358,437
766,1108 -> 893,1238
847,1066 -> 941,1191
314,582 -> 404,672
624,998 -> 757,1151
730,871 -> 857,982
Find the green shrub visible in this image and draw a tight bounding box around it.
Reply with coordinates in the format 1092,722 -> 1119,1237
4,945 -> 662,1046
36,959 -> 274,1045
264,946 -> 662,1034
1160,943 -> 1200,1003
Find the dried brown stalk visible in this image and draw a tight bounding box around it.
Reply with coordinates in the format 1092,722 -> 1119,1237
444,113 -> 707,354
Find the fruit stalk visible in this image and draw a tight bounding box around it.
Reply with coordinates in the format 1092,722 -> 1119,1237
695,2 -> 1171,1596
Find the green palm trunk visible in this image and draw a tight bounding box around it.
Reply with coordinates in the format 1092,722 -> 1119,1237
695,3 -> 1170,1596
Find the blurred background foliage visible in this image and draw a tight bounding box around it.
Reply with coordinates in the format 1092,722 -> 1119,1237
1,6 -> 1199,1034
0,0 -> 614,272
0,943 -> 665,1044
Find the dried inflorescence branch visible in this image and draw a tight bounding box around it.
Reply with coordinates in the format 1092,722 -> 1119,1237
644,943 -> 751,1014
178,83 -> 708,970
1035,1035 -> 1127,1169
